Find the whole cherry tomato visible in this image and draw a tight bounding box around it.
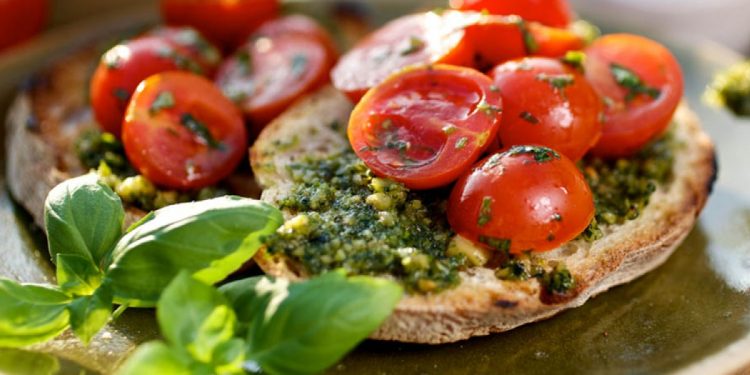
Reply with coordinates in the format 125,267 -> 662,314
122,71 -> 247,190
448,146 -> 594,254
348,65 -> 503,190
583,34 -> 684,157
331,11 -> 476,102
465,15 -> 583,69
160,0 -> 279,50
147,26 -> 223,76
215,33 -> 334,132
490,57 -> 602,161
90,36 -> 204,135
254,15 -> 339,60
450,0 -> 573,28
0,0 -> 47,52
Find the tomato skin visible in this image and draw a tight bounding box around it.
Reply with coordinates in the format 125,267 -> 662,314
146,26 -> 223,76
0,0 -> 47,52
450,0 -> 573,28
448,147 -> 594,254
348,65 -> 503,190
216,34 -> 333,132
160,0 -> 279,50
332,11 -> 476,102
122,71 -> 247,190
254,15 -> 339,60
490,57 -> 602,161
583,34 -> 684,157
466,15 -> 584,69
90,37 -> 203,135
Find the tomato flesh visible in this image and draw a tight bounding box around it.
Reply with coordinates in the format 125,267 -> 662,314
160,0 -> 279,50
254,15 -> 339,60
215,33 -> 333,132
332,11 -> 476,102
90,37 -> 204,136
122,71 -> 247,190
448,146 -> 594,254
146,26 -> 222,77
0,0 -> 47,51
349,65 -> 502,190
583,34 -> 684,157
450,0 -> 573,28
490,57 -> 602,161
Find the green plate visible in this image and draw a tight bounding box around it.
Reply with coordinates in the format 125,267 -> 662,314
2,1 -> 750,374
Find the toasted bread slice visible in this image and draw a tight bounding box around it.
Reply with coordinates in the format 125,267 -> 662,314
250,85 -> 716,344
5,46 -> 260,229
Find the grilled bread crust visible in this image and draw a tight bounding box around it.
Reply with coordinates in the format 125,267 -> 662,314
250,85 -> 716,344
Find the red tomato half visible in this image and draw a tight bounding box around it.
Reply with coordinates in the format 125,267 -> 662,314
490,57 -> 602,161
90,36 -> 204,135
215,34 -> 333,132
465,15 -> 583,69
160,0 -> 279,50
331,11 -> 476,102
254,15 -> 339,60
450,0 -> 573,28
448,146 -> 594,254
147,26 -> 223,76
0,0 -> 47,52
123,71 -> 247,190
349,65 -> 503,190
583,34 -> 684,157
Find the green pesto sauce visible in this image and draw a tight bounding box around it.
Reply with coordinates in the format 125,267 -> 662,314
705,60 -> 750,117
263,134 -> 675,295
75,130 -> 225,211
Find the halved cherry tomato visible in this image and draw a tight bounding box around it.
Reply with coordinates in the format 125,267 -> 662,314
147,26 -> 223,76
465,15 -> 583,69
583,34 -> 683,157
160,0 -> 279,50
0,0 -> 47,52
331,11 -> 476,102
123,71 -> 247,190
349,65 -> 503,190
215,34 -> 333,131
450,0 -> 572,28
90,36 -> 204,135
490,57 -> 602,161
448,146 -> 594,254
254,15 -> 339,60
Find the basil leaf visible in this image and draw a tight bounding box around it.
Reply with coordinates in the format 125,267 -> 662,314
44,174 -> 124,268
157,272 -> 237,365
67,282 -> 113,345
0,348 -> 60,375
56,254 -> 103,295
220,276 -> 289,334
228,271 -> 403,375
115,341 -> 191,375
0,279 -> 71,347
106,197 -> 283,307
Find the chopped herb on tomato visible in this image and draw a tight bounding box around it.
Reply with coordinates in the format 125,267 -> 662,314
149,91 -> 175,115
519,111 -> 540,124
477,197 -> 493,226
179,113 -> 224,149
610,63 -> 661,102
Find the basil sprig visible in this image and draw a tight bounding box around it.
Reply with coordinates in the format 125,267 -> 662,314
0,175 -> 283,347
118,270 -> 403,375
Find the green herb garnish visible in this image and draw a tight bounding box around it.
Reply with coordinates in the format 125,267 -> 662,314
179,113 -> 224,149
149,91 -> 175,115
610,63 -> 661,102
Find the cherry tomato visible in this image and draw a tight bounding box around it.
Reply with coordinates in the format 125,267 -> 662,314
450,0 -> 572,28
215,34 -> 333,131
123,71 -> 247,190
332,11 -> 476,102
147,26 -> 223,76
0,0 -> 47,52
90,36 -> 204,135
254,15 -> 339,60
160,0 -> 279,50
466,15 -> 583,69
448,146 -> 594,254
490,57 -> 602,161
583,34 -> 684,157
349,65 -> 503,190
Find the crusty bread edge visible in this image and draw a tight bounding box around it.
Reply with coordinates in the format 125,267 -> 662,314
250,85 -> 716,344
